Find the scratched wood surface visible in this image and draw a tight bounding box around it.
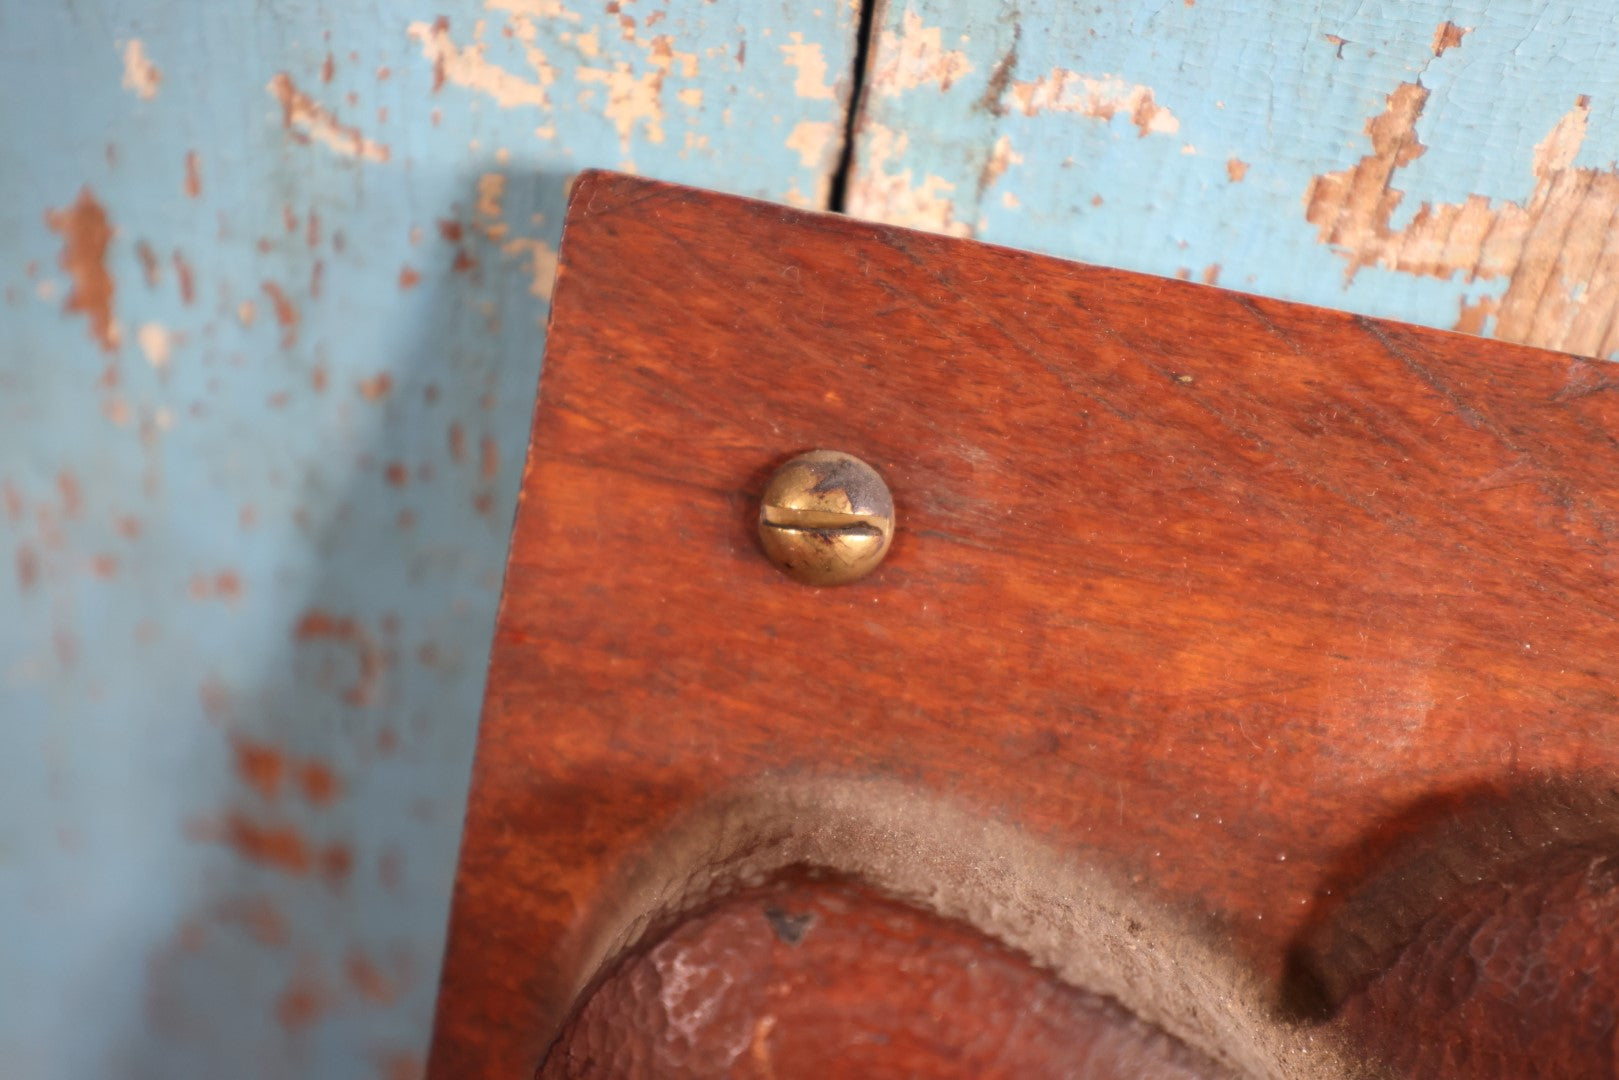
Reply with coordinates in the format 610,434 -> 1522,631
848,0 -> 1619,358
432,172 -> 1619,1078
0,6 -> 855,1079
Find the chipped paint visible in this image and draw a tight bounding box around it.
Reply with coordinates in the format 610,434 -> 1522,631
45,188 -> 119,353
121,39 -> 162,100
276,964 -> 332,1031
137,322 -> 172,369
413,6 -> 707,155
233,736 -> 289,800
782,32 -> 836,100
407,16 -> 554,110
357,373 -> 393,400
846,122 -> 970,237
845,0 -> 1619,358
475,172 -> 507,226
172,251 -> 195,305
577,32 -> 701,149
211,813 -> 318,875
469,167 -> 558,298
499,237 -> 559,299
294,610 -> 382,707
1432,21 -> 1468,57
1008,69 -> 1179,136
872,7 -> 972,94
8,2 -> 857,1075
577,63 -> 667,147
786,119 -> 837,168
979,133 -> 1021,193
268,73 -> 390,161
1306,84 -> 1619,354
260,281 -> 299,347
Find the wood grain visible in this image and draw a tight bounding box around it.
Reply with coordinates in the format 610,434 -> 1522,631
428,171 -> 1619,1079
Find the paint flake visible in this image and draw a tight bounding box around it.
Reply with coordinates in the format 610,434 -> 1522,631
121,40 -> 162,100
137,323 -> 172,369
1007,69 -> 1179,136
781,32 -> 836,100
1432,21 -> 1468,57
847,123 -> 970,237
872,8 -> 973,94
268,74 -> 390,161
408,16 -> 554,109
1306,86 -> 1619,355
45,189 -> 119,353
785,120 -> 836,168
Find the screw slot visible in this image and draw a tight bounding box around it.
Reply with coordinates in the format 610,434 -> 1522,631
757,451 -> 895,586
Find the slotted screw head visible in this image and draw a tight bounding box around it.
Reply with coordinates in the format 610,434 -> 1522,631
757,450 -> 895,586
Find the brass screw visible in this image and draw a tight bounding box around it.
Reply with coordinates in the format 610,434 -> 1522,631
758,450 -> 895,586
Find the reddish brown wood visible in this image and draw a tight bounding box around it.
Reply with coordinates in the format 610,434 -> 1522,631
1289,783 -> 1619,1077
540,872 -> 1225,1079
429,171 -> 1619,1079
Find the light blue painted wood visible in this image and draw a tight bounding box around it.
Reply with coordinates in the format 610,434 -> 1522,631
851,0 -> 1619,357
0,3 -> 855,1077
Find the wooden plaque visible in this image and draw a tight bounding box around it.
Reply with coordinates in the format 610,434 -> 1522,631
429,172 -> 1619,1079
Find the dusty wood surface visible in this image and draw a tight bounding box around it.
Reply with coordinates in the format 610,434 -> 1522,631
429,172 -> 1619,1077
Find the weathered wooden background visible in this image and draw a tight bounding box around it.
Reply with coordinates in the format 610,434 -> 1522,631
2,1 -> 1616,1077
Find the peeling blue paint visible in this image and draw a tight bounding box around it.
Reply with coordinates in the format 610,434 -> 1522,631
0,3 -> 855,1077
853,0 -> 1619,354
